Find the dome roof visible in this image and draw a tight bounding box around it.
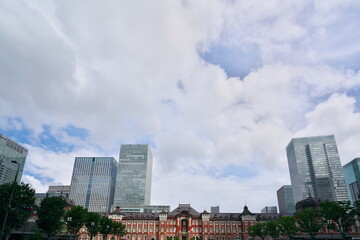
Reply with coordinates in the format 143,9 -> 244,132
295,196 -> 322,212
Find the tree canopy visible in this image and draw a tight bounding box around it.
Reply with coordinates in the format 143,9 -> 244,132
296,209 -> 323,240
110,221 -> 127,238
85,212 -> 101,240
277,216 -> 298,240
248,222 -> 267,240
37,196 -> 67,240
99,217 -> 113,240
320,201 -> 356,240
64,206 -> 88,239
0,182 -> 35,240
265,220 -> 280,240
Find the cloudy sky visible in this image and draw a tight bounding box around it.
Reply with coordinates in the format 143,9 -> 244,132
1,0 -> 360,213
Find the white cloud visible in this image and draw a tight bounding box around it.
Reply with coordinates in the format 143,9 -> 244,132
1,0 -> 360,212
296,93 -> 360,164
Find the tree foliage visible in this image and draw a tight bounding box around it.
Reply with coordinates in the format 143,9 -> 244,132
277,216 -> 298,240
265,220 -> 280,240
248,222 -> 267,240
37,196 -> 67,240
64,206 -> 88,239
111,221 -> 126,238
29,228 -> 43,240
99,217 -> 113,240
320,201 -> 356,240
296,209 -> 323,240
0,182 -> 35,240
85,212 -> 100,240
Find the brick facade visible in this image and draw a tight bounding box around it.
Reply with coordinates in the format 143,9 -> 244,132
77,204 -> 360,240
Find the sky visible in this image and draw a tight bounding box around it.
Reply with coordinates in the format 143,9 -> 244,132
1,0 -> 360,213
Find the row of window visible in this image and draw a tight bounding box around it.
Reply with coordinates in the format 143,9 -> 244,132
125,226 -> 243,234
125,220 -> 242,226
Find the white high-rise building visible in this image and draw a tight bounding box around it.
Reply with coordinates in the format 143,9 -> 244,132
0,134 -> 28,185
286,135 -> 348,203
113,144 -> 153,208
69,157 -> 117,213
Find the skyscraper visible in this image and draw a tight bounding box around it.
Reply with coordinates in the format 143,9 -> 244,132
69,157 -> 117,213
261,206 -> 277,213
286,135 -> 348,203
277,185 -> 295,214
343,158 -> 360,202
113,144 -> 153,208
0,134 -> 28,185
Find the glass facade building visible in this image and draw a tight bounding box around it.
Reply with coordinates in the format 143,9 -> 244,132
277,185 -> 295,214
113,144 -> 153,208
69,157 -> 117,213
261,206 -> 277,213
286,135 -> 349,203
343,158 -> 360,202
47,185 -> 70,198
0,134 -> 28,185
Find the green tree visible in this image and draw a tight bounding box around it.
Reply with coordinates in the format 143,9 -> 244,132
64,206 -> 88,240
265,220 -> 280,240
320,201 -> 356,240
110,221 -> 126,239
0,182 -> 35,240
296,209 -> 323,240
37,196 -> 67,240
99,217 -> 113,240
85,212 -> 100,240
277,216 -> 298,240
29,228 -> 43,240
248,222 -> 267,240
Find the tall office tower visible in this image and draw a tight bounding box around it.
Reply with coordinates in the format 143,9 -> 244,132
343,158 -> 360,202
277,185 -> 295,214
35,185 -> 71,206
0,134 -> 28,185
261,206 -> 278,213
69,157 -> 117,213
286,135 -> 349,203
113,144 -> 153,208
47,185 -> 70,198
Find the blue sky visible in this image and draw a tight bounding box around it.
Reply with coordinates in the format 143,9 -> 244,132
1,0 -> 360,212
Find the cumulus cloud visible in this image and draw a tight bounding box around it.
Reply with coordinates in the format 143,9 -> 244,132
296,93 -> 360,164
1,0 -> 360,212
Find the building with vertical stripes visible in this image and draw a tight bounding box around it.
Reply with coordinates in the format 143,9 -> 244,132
0,134 -> 28,185
69,157 -> 117,213
343,158 -> 360,202
277,185 -> 295,214
113,144 -> 153,208
286,135 -> 349,203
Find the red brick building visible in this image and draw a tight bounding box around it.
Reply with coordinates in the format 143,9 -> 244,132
77,202 -> 360,240
79,204 -> 263,240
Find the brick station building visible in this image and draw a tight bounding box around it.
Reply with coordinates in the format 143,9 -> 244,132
77,201 -> 360,240
78,204 -> 270,240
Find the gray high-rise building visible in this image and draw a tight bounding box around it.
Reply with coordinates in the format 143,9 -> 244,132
0,134 -> 28,185
113,144 -> 153,208
277,185 -> 295,214
69,157 -> 117,213
261,206 -> 277,214
343,158 -> 360,202
286,135 -> 348,203
35,185 -> 71,206
47,185 -> 70,198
